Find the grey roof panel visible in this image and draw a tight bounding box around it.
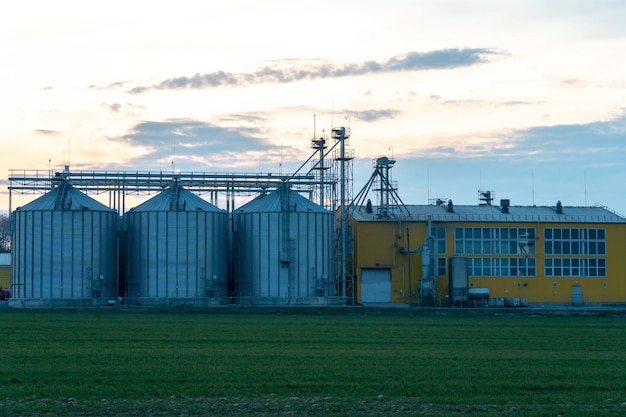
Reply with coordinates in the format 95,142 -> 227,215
236,188 -> 330,213
16,184 -> 114,212
350,204 -> 626,223
129,187 -> 224,212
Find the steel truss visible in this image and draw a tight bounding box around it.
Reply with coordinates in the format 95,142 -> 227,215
8,169 -> 321,214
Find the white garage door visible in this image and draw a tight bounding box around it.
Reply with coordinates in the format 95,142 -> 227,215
361,268 -> 391,303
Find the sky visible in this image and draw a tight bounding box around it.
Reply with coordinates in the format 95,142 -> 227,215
2,0 -> 626,214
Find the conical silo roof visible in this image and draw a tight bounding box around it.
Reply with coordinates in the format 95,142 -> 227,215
235,187 -> 329,213
129,185 -> 224,212
16,182 -> 113,212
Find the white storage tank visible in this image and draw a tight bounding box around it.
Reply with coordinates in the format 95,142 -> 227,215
124,182 -> 227,305
10,181 -> 118,306
467,287 -> 490,306
233,185 -> 334,304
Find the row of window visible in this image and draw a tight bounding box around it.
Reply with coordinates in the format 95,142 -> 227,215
456,240 -> 535,255
452,227 -> 606,256
545,241 -> 606,255
455,227 -> 536,240
545,228 -> 605,241
544,228 -> 606,255
455,227 -> 536,255
465,257 -> 606,277
416,227 -> 607,278
467,257 -> 536,277
545,258 -> 606,277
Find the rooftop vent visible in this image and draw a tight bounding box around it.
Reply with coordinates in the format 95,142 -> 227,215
555,200 -> 563,214
500,199 -> 510,214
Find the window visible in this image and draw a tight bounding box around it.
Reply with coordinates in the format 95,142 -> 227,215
544,228 -> 606,255
437,257 -> 446,277
455,227 -> 537,278
435,227 -> 446,254
544,258 -> 606,277
455,227 -> 536,255
467,257 -> 536,277
543,227 -> 607,278
545,258 -> 553,276
545,241 -> 553,254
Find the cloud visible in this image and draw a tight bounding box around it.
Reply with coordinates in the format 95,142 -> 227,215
123,48 -> 501,94
507,115 -> 626,164
99,102 -> 145,117
214,113 -> 270,125
34,129 -> 60,136
379,113 -> 626,209
90,80 -> 130,91
427,94 -> 544,108
346,109 -> 401,122
110,119 -> 301,171
394,112 -> 626,195
500,100 -> 544,107
214,106 -> 399,126
108,103 -> 122,112
416,113 -> 626,164
558,78 -> 588,88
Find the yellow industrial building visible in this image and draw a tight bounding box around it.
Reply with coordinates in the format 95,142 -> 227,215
349,198 -> 626,305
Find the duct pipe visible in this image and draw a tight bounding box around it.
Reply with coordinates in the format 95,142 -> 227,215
406,227 -> 412,297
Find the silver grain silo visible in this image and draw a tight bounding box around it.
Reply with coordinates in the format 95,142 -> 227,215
124,182 -> 228,306
233,185 -> 334,304
448,256 -> 469,305
10,181 -> 118,307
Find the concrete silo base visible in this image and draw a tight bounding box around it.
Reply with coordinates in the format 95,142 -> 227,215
8,298 -> 114,308
123,297 -> 233,307
233,296 -> 339,306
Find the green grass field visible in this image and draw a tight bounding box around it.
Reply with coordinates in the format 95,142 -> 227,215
1,307 -> 625,416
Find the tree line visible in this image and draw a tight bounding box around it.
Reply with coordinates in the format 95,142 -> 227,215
0,214 -> 10,253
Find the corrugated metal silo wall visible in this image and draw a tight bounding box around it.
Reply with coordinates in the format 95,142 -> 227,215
11,210 -> 118,299
234,210 -> 334,299
124,210 -> 227,299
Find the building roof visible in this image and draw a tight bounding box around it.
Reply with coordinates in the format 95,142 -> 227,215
16,183 -> 114,212
235,187 -> 330,214
128,186 -> 224,212
350,203 -> 626,223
